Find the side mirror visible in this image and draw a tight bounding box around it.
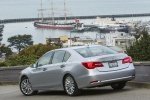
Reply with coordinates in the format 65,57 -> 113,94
30,63 -> 36,68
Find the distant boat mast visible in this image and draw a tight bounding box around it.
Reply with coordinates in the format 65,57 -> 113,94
64,0 -> 67,24
51,1 -> 55,24
38,0 -> 45,21
38,0 -> 68,23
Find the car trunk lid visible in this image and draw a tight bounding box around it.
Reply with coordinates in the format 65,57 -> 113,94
89,53 -> 130,72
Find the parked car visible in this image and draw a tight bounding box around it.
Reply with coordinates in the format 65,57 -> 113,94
19,45 -> 135,96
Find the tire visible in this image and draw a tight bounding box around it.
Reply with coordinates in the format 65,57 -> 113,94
20,77 -> 38,96
63,75 -> 81,96
111,81 -> 126,90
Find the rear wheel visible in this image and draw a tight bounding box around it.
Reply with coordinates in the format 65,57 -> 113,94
20,77 -> 38,96
111,81 -> 126,90
64,75 -> 81,96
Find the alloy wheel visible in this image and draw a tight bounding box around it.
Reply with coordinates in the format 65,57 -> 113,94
64,75 -> 81,96
65,76 -> 75,95
20,77 -> 37,96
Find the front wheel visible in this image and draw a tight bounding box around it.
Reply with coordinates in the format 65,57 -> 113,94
64,75 -> 81,96
111,81 -> 126,90
20,77 -> 38,96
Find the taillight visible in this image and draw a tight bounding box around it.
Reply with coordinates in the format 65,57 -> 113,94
82,62 -> 103,69
122,56 -> 132,64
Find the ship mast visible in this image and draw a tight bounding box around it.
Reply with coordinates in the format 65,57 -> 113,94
38,0 -> 45,21
51,1 -> 55,24
64,0 -> 67,23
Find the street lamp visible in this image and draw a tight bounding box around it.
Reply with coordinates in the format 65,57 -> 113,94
70,30 -> 73,47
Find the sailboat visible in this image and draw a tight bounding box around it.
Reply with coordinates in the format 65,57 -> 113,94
34,0 -> 79,30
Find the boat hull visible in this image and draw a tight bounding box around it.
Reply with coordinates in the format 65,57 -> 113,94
34,22 -> 75,30
98,27 -> 129,33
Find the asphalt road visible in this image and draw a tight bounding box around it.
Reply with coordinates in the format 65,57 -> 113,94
0,85 -> 150,100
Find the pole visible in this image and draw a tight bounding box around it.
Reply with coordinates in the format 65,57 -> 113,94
51,1 -> 55,24
70,31 -> 71,47
41,0 -> 43,21
64,0 -> 67,23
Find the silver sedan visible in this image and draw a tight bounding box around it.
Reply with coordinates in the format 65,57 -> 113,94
19,45 -> 135,96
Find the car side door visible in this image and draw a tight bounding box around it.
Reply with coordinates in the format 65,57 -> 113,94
42,50 -> 72,90
29,51 -> 54,89
44,50 -> 66,89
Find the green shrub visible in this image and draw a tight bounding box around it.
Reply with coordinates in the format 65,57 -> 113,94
5,55 -> 39,66
0,43 -> 59,67
0,62 -> 7,67
126,29 -> 150,61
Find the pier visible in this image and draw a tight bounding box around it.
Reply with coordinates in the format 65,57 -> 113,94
1,13 -> 150,24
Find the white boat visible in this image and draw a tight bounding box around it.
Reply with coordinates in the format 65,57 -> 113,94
92,17 -> 128,33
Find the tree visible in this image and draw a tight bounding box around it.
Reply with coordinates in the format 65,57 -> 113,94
126,29 -> 150,61
0,43 -> 60,67
19,43 -> 59,57
1,43 -> 60,66
0,45 -> 12,58
7,34 -> 33,52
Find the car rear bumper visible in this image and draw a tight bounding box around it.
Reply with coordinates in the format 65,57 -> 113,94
76,65 -> 135,89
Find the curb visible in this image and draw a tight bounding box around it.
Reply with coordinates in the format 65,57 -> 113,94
127,81 -> 150,89
0,81 -> 150,89
0,82 -> 19,85
133,61 -> 150,66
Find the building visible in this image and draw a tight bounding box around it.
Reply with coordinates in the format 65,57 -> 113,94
96,39 -> 106,45
46,38 -> 60,44
76,36 -> 94,45
60,35 -> 68,42
46,36 -> 96,47
106,32 -> 135,50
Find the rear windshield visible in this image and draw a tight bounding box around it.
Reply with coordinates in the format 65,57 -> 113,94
75,46 -> 118,58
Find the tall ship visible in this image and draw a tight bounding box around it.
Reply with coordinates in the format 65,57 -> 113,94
34,0 -> 79,30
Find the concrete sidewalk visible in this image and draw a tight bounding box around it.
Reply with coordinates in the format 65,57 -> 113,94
127,82 -> 150,89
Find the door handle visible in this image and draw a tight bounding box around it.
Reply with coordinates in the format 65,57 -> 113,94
43,68 -> 47,71
60,65 -> 65,68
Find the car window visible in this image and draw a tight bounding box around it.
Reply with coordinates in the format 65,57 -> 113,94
63,52 -> 71,62
37,51 -> 53,67
52,51 -> 66,64
75,46 -> 118,58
